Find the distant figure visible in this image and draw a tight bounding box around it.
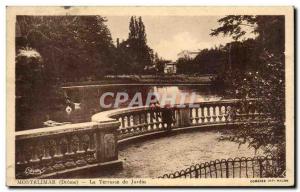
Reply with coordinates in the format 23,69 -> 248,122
65,96 -> 81,114
161,104 -> 174,132
66,97 -> 75,110
150,101 -> 160,109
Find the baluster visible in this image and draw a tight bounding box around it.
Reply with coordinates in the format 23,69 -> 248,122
139,113 -> 144,132
16,141 -> 29,178
149,111 -> 154,130
203,107 -> 207,123
195,108 -> 199,124
133,114 -> 138,133
53,137 -> 65,170
123,116 -> 127,128
120,117 -> 125,129
212,106 -> 217,122
65,135 -> 75,156
224,105 -> 229,122
147,112 -> 152,131
130,115 -> 134,127
29,140 -> 40,165
206,107 -> 211,123
53,138 -> 63,158
155,111 -> 160,129
16,148 -> 25,165
16,141 -> 28,165
171,109 -> 176,127
142,112 -> 149,131
200,106 -> 205,123
219,106 -> 225,122
87,133 -> 96,161
127,115 -> 131,128
64,134 -> 76,168
138,114 -> 144,132
219,106 -> 223,121
143,112 -> 148,131
215,106 -> 220,122
84,133 -> 95,164
188,108 -> 193,124
122,116 -> 127,135
133,113 -> 140,133
41,141 -> 51,161
128,115 -> 133,134
41,140 -> 53,173
133,113 -> 138,126
130,115 -> 135,134
119,116 -> 125,135
189,108 -> 193,124
76,134 -> 87,166
150,112 -> 155,129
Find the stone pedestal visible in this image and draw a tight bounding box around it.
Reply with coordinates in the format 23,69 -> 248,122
176,108 -> 191,127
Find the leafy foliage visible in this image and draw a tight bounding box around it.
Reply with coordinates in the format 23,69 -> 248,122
116,16 -> 155,74
176,39 -> 261,75
17,16 -> 115,82
15,47 -> 65,130
15,15 -> 163,129
211,15 -> 285,170
210,15 -> 257,40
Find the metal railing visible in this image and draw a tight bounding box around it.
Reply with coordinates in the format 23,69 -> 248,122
159,156 -> 282,178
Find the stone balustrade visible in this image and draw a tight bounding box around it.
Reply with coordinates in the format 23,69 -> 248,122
15,99 -> 261,179
91,99 -> 261,141
15,120 -> 121,179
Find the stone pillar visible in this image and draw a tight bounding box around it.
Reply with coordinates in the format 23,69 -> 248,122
94,120 -> 120,163
176,108 -> 191,127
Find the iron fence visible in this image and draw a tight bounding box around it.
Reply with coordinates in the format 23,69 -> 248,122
159,156 -> 283,178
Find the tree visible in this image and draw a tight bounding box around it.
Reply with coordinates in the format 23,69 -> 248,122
15,47 -> 66,130
176,55 -> 194,74
211,15 -> 286,175
15,16 -> 115,130
123,16 -> 153,73
16,16 -> 115,82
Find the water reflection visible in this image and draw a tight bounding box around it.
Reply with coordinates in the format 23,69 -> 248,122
22,85 -> 222,130
152,85 -> 221,103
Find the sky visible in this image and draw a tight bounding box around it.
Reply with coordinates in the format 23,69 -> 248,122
105,16 -> 252,61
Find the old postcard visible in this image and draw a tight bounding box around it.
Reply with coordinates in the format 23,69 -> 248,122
6,6 -> 294,187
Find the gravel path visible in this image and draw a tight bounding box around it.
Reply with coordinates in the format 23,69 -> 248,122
97,130 -> 263,178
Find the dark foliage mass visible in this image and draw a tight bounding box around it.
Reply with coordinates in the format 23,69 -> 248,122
176,39 -> 261,75
16,16 -> 115,82
15,15 -> 161,130
210,15 -> 285,173
114,16 -> 156,75
16,16 -> 162,81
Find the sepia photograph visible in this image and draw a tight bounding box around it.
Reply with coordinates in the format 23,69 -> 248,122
6,6 -> 294,187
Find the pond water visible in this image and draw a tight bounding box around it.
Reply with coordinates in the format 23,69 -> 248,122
21,84 -> 223,130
